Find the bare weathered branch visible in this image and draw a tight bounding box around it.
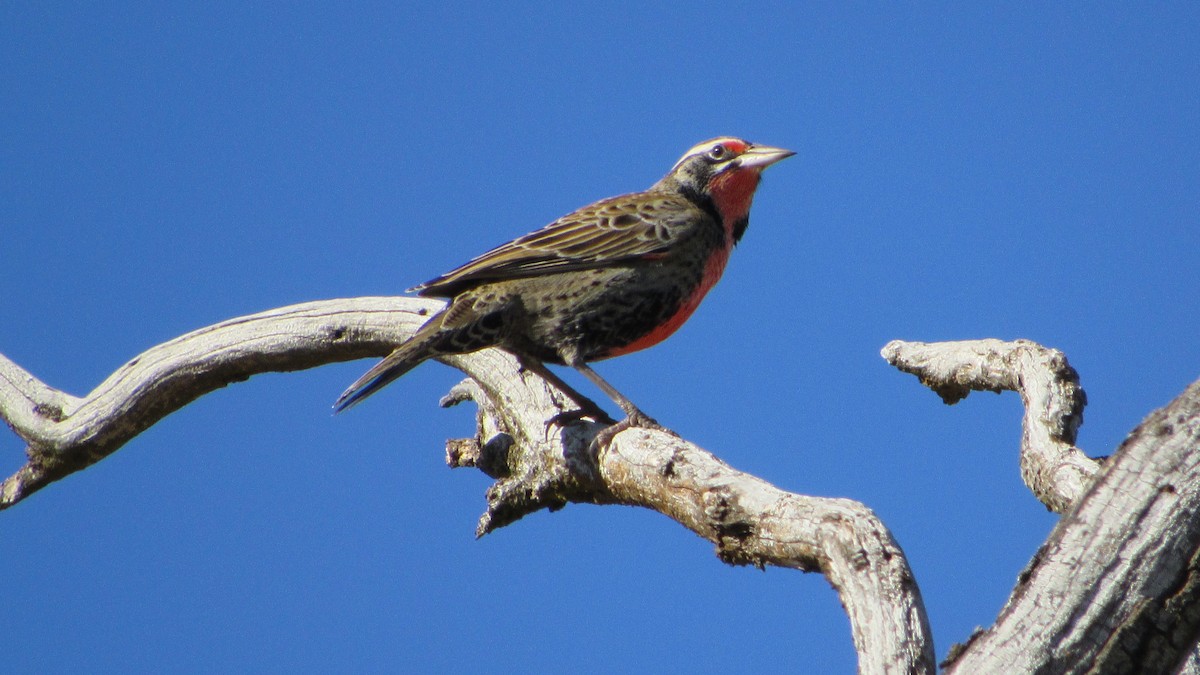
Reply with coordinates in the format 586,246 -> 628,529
441,377 -> 936,673
0,297 -> 936,675
882,339 -> 1098,512
942,379 -> 1200,674
598,431 -> 935,674
0,297 -> 445,505
885,338 -> 1200,671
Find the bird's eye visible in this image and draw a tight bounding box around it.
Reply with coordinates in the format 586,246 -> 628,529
707,144 -> 727,160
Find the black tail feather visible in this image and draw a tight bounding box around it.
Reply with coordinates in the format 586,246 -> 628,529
333,313 -> 446,413
333,352 -> 424,413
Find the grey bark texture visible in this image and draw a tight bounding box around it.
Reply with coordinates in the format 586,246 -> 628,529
2,299 -> 1197,673
886,339 -> 1200,673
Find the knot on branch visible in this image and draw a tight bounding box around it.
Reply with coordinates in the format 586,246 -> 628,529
440,376 -> 613,537
703,486 -> 762,567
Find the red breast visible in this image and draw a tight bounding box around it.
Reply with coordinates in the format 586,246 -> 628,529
605,165 -> 768,358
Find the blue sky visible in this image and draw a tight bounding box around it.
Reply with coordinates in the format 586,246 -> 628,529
3,3 -> 1198,672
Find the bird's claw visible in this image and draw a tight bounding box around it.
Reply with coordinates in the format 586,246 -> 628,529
589,410 -> 676,451
545,407 -> 618,437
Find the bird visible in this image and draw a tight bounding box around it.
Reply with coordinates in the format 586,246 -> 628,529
334,137 -> 794,442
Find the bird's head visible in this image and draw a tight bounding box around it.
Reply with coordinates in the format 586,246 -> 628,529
655,137 -> 794,240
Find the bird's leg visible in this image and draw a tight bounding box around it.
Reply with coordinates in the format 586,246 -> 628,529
570,362 -> 655,424
514,354 -> 617,426
570,361 -> 675,448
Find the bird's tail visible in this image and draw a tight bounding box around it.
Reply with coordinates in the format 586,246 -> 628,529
333,317 -> 445,413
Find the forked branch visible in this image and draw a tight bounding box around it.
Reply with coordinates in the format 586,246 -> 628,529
0,297 -> 936,675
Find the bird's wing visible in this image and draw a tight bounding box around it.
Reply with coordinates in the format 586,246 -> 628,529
412,192 -> 708,297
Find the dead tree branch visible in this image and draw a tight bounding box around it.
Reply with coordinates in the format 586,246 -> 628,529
0,297 -> 438,505
0,297 -> 935,675
882,339 -> 1098,513
946,379 -> 1200,673
885,339 -> 1200,673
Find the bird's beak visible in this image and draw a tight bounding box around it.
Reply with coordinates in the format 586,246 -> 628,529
737,144 -> 796,169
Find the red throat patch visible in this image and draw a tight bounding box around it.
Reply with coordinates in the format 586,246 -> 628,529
707,168 -> 762,231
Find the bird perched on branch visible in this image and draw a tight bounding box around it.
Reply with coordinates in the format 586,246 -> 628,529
335,137 -> 793,442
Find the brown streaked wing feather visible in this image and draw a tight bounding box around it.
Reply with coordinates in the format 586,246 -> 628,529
413,192 -> 705,297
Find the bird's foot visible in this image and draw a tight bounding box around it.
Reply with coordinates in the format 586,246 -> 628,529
590,409 -> 676,451
545,407 -> 618,436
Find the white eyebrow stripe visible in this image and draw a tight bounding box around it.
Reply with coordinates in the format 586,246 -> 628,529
668,137 -> 746,173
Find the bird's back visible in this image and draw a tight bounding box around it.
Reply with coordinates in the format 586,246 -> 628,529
413,189 -> 712,299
